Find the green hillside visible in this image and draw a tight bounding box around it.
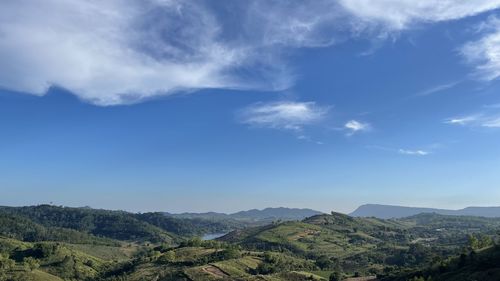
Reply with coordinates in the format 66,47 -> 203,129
383,245 -> 500,281
0,205 -> 176,243
0,205 -> 241,244
0,206 -> 499,280
0,237 -> 111,281
220,212 -> 500,276
0,213 -> 117,246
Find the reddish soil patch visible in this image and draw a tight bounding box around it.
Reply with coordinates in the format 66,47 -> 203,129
344,276 -> 378,281
202,265 -> 229,278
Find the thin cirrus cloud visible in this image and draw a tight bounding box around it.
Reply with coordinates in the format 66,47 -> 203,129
444,115 -> 482,126
367,145 -> 432,156
482,117 -> 500,128
238,101 -> 329,132
344,120 -> 371,134
460,16 -> 500,81
1,1 -> 500,105
414,81 -> 460,97
398,149 -> 430,156
339,0 -> 500,30
444,113 -> 500,128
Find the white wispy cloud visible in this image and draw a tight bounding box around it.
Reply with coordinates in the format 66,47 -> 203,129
461,16 -> 500,81
445,112 -> 500,128
398,149 -> 430,156
1,0 -> 500,105
245,1 -> 347,48
415,81 -> 460,97
339,0 -> 500,30
344,120 -> 371,134
367,145 -> 434,156
239,101 -> 329,131
0,0 -> 250,105
444,115 -> 482,126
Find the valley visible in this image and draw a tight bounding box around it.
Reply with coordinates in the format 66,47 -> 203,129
0,205 -> 499,280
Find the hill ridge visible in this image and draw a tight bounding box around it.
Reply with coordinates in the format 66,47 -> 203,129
350,203 -> 500,219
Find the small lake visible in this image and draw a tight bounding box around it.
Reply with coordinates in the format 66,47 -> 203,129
201,232 -> 229,240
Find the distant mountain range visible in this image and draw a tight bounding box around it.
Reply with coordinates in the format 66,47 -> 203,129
164,207 -> 323,222
350,204 -> 500,219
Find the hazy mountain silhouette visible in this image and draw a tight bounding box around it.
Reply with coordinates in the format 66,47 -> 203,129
165,207 -> 323,222
350,204 -> 500,219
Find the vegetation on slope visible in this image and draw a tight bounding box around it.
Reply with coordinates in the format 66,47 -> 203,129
0,205 -> 175,243
0,206 -> 499,280
220,212 -> 500,277
383,244 -> 500,281
0,213 -> 117,246
0,205 -> 247,244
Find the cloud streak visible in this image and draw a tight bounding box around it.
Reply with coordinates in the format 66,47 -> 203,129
367,145 -> 433,156
238,101 -> 329,132
444,115 -> 482,126
415,81 -> 460,97
398,149 -> 430,156
340,0 -> 500,30
345,120 -> 371,135
445,112 -> 500,128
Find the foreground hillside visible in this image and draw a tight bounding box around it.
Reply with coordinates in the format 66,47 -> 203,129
383,245 -> 500,281
0,205 -> 499,280
221,212 -> 500,277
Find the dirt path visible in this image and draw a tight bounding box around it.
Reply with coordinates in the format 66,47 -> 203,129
344,276 -> 378,281
202,265 -> 229,278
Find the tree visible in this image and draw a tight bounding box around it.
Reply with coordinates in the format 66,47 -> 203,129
329,271 -> 341,281
157,251 -> 175,264
255,262 -> 276,275
60,255 -> 76,278
23,257 -> 40,272
467,234 -> 479,250
478,234 -> 493,248
0,254 -> 16,281
315,255 -> 333,269
221,247 -> 241,260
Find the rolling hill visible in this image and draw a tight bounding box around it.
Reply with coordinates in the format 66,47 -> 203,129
0,205 -> 176,243
0,205 -> 238,244
220,212 -> 500,276
383,245 -> 500,281
0,205 -> 499,280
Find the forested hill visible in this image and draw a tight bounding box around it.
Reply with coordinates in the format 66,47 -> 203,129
0,205 -> 236,243
219,211 -> 500,278
384,245 -> 500,281
0,206 -> 499,280
0,205 -> 175,243
350,204 -> 500,219
0,212 -> 118,245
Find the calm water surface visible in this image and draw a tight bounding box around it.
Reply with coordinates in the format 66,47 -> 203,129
201,232 -> 229,240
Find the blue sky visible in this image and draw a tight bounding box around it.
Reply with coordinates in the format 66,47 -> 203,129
1,1 -> 500,213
